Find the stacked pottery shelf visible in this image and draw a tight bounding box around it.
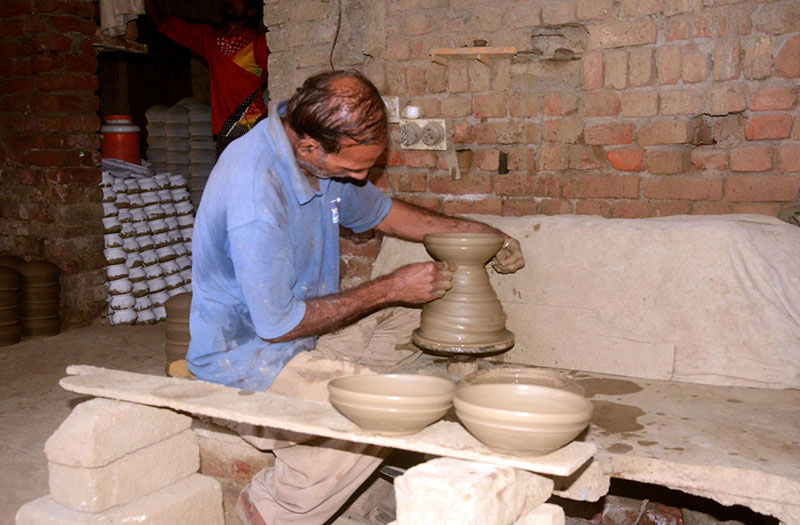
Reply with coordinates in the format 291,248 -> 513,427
18,260 -> 61,338
187,102 -> 214,208
165,103 -> 191,176
144,105 -> 168,173
0,265 -> 21,346
164,292 -> 192,377
101,170 -> 193,326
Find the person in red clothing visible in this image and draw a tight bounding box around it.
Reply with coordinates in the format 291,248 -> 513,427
145,0 -> 269,156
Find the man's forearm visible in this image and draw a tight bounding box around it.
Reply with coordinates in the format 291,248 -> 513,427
377,199 -> 502,242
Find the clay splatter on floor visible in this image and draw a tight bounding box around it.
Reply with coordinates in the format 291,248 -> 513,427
590,400 -> 646,434
607,443 -> 633,453
577,378 -> 643,398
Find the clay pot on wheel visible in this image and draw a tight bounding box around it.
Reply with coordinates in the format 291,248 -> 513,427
412,233 -> 514,357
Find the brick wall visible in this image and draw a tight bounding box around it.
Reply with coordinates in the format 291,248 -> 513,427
264,0 -> 800,287
0,0 -> 106,325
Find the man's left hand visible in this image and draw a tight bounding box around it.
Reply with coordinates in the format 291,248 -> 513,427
491,237 -> 525,274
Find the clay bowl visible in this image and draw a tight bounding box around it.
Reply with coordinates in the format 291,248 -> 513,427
423,233 -> 504,266
454,383 -> 592,456
328,374 -> 456,436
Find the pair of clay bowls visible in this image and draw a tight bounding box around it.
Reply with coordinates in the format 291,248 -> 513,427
328,369 -> 592,456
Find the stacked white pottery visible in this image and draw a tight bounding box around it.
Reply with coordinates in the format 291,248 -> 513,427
165,103 -> 191,176
145,105 -> 168,173
101,168 -> 194,326
187,102 -> 214,208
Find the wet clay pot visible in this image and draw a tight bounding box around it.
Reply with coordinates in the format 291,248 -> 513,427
18,261 -> 60,337
0,323 -> 22,346
412,233 -> 514,357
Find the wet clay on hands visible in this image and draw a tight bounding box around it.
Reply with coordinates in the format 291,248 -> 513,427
412,233 -> 514,357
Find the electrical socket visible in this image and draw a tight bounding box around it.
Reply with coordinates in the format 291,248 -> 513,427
398,118 -> 447,150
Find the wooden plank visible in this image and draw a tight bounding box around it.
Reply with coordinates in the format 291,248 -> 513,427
60,365 -> 595,478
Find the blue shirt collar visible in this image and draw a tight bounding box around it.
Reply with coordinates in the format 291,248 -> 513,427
267,100 -> 323,205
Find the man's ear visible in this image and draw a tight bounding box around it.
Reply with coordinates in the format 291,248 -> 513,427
296,137 -> 320,159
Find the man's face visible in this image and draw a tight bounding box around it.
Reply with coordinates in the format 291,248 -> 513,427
297,140 -> 385,182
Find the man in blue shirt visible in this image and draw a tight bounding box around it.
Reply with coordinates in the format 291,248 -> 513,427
189,70 -> 524,524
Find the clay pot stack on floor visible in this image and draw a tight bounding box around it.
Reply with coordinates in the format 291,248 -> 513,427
0,265 -> 22,346
144,105 -> 168,173
18,261 -> 61,338
187,102 -> 214,208
165,102 -> 191,176
164,292 -> 193,378
101,169 -> 193,326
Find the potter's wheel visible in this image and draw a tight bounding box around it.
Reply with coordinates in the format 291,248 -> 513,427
411,328 -> 514,358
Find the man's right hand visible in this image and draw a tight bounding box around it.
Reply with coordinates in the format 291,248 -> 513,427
388,261 -> 454,304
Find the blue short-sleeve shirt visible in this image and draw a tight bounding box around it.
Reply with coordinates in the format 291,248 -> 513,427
186,102 -> 392,390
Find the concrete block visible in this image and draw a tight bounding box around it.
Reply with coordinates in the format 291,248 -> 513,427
16,473 -> 224,524
513,503 -> 566,525
49,429 -> 199,513
395,458 -> 553,525
45,398 -> 192,468
553,459 -> 610,502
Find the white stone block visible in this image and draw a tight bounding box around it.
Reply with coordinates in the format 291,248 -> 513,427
45,398 -> 192,467
49,429 -> 199,513
394,458 -> 554,525
16,473 -> 224,524
553,459 -> 610,501
513,504 -> 565,525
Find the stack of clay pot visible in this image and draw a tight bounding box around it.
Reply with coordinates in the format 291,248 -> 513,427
144,105 -> 168,173
18,260 -> 61,337
187,102 -> 214,208
0,256 -> 23,346
101,170 -> 193,326
165,103 -> 191,176
164,292 -> 192,377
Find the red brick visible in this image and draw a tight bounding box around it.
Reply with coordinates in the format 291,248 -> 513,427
524,122 -> 541,144
38,93 -> 99,112
402,12 -> 430,36
508,93 -> 541,118
76,2 -> 96,18
589,19 -> 657,49
681,45 -> 707,83
580,175 -> 639,198
656,45 -> 681,85
401,194 -> 440,212
0,76 -> 35,94
608,147 -> 646,171
48,15 -> 97,35
473,149 -> 500,171
713,38 -> 740,81
475,122 -> 523,145
692,11 -> 713,39
25,149 -> 83,167
44,166 -> 100,184
0,39 -> 37,57
5,0 -> 32,15
404,150 -> 437,168
709,84 -> 747,116
612,200 -> 650,218
33,32 -> 73,52
628,47 -> 655,87
441,96 -> 471,118
495,173 -> 536,197
750,86 -> 798,111
742,35 -> 772,80
544,118 -> 583,143
730,145 -> 773,172
620,91 -> 658,117
777,144 -> 800,173
406,66 -> 426,96
426,63 -> 446,93
539,199 -> 573,215
0,57 -> 32,76
31,53 -> 65,73
646,148 -> 689,174
23,15 -> 46,33
642,176 -> 724,201
0,19 -> 25,37
575,199 -> 613,217
713,114 -> 745,143
584,92 -> 620,117
637,119 -> 692,145
621,0 -> 662,16
604,49 -> 627,89
539,143 -> 569,171
776,35 -> 800,78
752,3 -> 800,35
660,90 -> 702,115
577,0 -> 612,20
429,172 -> 492,195
473,93 -> 506,118
390,171 -> 428,193
37,72 -> 97,91
583,51 -> 603,90
726,174 -> 800,202
447,60 -> 468,93
745,114 -> 793,140
340,237 -> 382,259
584,123 -> 633,145
452,122 -> 474,144
544,92 -> 578,116
731,202 -> 783,216
502,198 -> 540,216
568,145 -> 605,170
542,0 -> 576,24
664,14 -> 690,42
505,145 -> 533,171
690,148 -> 728,170
720,4 -> 753,37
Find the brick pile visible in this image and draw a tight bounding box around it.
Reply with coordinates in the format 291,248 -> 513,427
15,398 -> 224,524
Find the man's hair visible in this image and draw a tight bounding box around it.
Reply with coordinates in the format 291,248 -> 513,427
285,70 -> 387,154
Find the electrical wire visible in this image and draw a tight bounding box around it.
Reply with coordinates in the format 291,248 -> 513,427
329,0 -> 342,70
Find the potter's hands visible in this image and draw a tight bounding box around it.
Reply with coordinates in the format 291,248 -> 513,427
387,261 -> 455,303
491,237 -> 525,274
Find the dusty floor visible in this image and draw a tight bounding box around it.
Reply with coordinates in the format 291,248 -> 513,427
0,322 -> 166,524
